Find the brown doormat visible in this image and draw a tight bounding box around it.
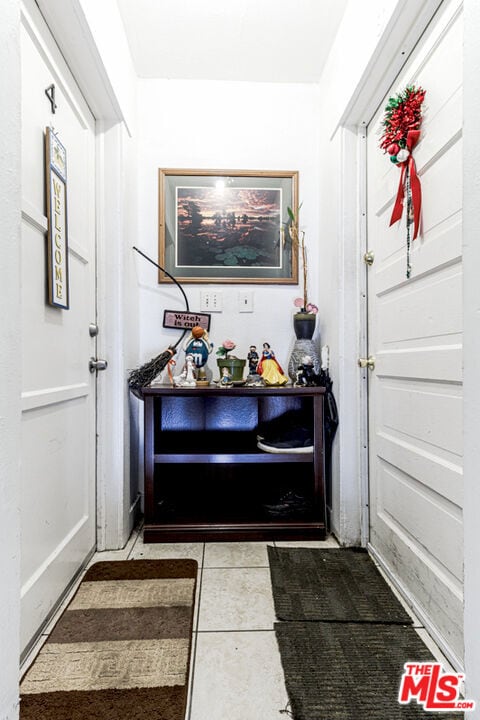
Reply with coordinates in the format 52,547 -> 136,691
20,559 -> 197,720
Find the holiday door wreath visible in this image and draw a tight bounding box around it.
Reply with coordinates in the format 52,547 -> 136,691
380,85 -> 426,278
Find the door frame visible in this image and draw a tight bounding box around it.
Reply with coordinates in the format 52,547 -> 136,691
1,1 -> 21,716
35,0 -> 140,550
338,0 -> 468,672
336,0 -> 444,547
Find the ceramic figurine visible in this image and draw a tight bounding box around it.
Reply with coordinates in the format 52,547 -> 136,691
247,345 -> 259,376
245,374 -> 265,387
294,354 -> 320,387
219,366 -> 233,386
257,343 -> 288,386
183,325 -> 213,384
173,353 -> 197,387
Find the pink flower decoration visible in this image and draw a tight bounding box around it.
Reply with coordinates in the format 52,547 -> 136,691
306,303 -> 318,314
222,339 -> 236,351
294,297 -> 304,308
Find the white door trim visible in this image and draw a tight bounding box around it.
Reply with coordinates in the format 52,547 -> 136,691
94,120 -> 138,550
0,1 -> 22,716
336,0 -> 446,547
338,0 -> 465,672
35,0 -> 138,550
463,0 -> 480,708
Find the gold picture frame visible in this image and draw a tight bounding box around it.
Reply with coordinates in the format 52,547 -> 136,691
158,168 -> 299,284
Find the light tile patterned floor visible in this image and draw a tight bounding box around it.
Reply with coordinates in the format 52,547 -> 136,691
21,527 -> 455,720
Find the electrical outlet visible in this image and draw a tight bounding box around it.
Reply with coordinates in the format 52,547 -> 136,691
238,291 -> 253,312
200,291 -> 223,312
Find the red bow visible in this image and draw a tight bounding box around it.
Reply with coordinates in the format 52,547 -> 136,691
390,130 -> 422,240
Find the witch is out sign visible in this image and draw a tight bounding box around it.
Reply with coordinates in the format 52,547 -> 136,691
163,310 -> 211,332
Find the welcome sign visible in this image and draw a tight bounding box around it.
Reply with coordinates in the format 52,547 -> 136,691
45,127 -> 69,309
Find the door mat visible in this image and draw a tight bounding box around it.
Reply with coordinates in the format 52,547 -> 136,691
268,546 -> 412,623
20,559 -> 197,720
275,621 -> 463,720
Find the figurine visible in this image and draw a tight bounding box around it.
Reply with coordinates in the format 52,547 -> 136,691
183,325 -> 213,384
245,374 -> 265,387
257,342 -> 288,386
173,353 -> 197,387
294,354 -> 320,387
219,366 -> 233,386
247,345 -> 259,376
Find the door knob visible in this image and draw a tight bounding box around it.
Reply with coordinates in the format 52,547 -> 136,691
358,355 -> 375,370
363,251 -> 375,266
89,357 -> 108,373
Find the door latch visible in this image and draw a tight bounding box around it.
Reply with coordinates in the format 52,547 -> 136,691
89,357 -> 108,373
363,251 -> 375,266
358,356 -> 376,370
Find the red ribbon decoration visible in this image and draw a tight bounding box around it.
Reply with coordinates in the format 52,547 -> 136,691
390,130 -> 422,240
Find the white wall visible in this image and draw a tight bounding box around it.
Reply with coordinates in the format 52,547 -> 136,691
79,0 -> 137,133
136,79 -> 321,376
0,1 -> 21,717
463,0 -> 480,711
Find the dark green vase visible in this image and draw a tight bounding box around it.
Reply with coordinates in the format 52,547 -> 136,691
293,312 -> 316,340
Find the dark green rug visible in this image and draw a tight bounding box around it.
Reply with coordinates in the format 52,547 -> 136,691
275,621 -> 463,720
268,546 -> 412,623
269,548 -> 464,719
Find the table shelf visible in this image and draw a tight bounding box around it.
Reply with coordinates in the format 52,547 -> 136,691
142,385 -> 326,542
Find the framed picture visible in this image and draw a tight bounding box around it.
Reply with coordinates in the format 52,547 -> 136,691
158,168 -> 298,284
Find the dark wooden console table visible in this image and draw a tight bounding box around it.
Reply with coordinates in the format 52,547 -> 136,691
142,385 -> 326,542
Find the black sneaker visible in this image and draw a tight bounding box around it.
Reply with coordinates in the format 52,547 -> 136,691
257,425 -> 313,453
263,491 -> 310,516
256,408 -> 310,440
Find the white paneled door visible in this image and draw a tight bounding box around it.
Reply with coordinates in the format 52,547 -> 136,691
366,0 -> 463,665
20,1 -> 97,653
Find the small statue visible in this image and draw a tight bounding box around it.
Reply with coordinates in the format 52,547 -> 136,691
219,366 -> 233,387
173,353 -> 197,387
294,354 -> 320,387
257,342 -> 288,386
183,325 -> 213,384
247,345 -> 259,376
245,373 -> 265,387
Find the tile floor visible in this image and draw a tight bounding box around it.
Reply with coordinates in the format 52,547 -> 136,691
21,526 -> 454,720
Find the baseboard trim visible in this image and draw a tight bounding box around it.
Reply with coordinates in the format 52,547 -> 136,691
19,544 -> 95,670
367,543 -> 463,672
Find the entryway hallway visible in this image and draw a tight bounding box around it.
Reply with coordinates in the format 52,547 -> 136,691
20,528 -> 456,720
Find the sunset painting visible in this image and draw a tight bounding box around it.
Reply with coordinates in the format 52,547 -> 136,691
175,186 -> 283,269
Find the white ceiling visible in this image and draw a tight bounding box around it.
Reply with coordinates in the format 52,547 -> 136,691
117,0 -> 347,83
